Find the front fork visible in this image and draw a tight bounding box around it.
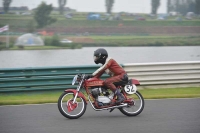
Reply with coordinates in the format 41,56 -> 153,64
65,89 -> 88,104
72,77 -> 84,104
73,92 -> 79,104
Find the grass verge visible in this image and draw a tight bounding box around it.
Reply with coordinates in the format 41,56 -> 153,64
0,87 -> 199,106
9,46 -> 69,50
1,35 -> 200,51
91,35 -> 200,46
1,18 -> 200,28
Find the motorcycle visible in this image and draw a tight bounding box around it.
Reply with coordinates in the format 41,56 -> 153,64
58,74 -> 144,119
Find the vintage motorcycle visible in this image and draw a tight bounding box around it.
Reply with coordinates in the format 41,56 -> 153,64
58,74 -> 144,119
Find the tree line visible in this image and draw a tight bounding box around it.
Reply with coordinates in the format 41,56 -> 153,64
168,0 -> 200,15
2,0 -> 200,15
2,0 -> 200,29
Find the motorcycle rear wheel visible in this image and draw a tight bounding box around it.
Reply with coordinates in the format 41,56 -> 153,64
58,92 -> 87,119
119,91 -> 144,116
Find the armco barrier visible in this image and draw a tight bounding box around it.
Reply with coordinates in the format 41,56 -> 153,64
0,65 -> 107,93
123,61 -> 200,88
0,61 -> 200,93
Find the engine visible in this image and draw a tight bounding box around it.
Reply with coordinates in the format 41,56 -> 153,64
91,87 -> 110,98
91,87 -> 101,99
91,87 -> 112,105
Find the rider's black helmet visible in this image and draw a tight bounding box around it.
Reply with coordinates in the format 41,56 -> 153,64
93,48 -> 108,64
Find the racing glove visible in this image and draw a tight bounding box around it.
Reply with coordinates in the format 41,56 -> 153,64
85,74 -> 93,79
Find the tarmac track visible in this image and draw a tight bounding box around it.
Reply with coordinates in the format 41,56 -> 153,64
0,98 -> 200,133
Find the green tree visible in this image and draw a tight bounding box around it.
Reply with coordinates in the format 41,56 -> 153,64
174,0 -> 195,15
196,0 -> 200,14
44,35 -> 61,46
3,0 -> 12,13
34,2 -> 57,28
151,0 -> 160,14
167,0 -> 175,13
26,20 -> 35,33
58,0 -> 67,15
188,1 -> 195,13
105,0 -> 115,14
167,0 -> 170,13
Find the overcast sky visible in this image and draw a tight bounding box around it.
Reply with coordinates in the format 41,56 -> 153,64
0,0 -> 167,13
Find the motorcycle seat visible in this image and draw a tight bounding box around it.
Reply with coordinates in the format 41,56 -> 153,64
113,74 -> 129,86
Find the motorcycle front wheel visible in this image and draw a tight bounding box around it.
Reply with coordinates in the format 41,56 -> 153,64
119,91 -> 144,116
58,92 -> 87,119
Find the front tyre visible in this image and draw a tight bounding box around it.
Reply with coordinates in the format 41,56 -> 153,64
119,91 -> 144,116
58,92 -> 87,119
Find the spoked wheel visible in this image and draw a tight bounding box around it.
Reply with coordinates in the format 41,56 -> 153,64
119,91 -> 144,116
58,92 -> 87,119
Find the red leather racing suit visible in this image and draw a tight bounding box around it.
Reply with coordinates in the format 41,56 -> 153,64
92,57 -> 126,92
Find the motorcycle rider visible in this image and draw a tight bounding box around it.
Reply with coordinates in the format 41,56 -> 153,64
86,48 -> 128,104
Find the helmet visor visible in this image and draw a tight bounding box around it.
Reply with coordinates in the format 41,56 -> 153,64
93,56 -> 98,61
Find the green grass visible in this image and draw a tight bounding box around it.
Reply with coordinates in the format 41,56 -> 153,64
139,87 -> 200,99
6,44 -> 82,50
1,16 -> 200,29
1,35 -> 199,50
0,92 -> 62,105
0,13 -> 200,33
0,87 -> 199,105
90,35 -> 193,39
9,46 -> 69,50
84,35 -> 200,46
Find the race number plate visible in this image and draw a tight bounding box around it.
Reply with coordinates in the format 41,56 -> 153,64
124,84 -> 137,94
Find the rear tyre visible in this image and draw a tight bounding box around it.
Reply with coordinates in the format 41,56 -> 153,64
119,91 -> 144,116
58,92 -> 87,119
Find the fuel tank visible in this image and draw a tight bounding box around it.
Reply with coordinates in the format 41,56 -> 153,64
85,77 -> 104,87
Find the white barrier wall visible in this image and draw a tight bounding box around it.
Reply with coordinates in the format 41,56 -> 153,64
123,61 -> 200,88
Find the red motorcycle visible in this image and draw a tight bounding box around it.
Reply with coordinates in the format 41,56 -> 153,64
58,74 -> 144,119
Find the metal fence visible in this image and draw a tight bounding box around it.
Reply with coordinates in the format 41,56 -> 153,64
123,61 -> 200,88
0,65 -> 100,93
0,61 -> 200,93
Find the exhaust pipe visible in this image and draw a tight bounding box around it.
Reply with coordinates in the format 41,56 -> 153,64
88,96 -> 127,111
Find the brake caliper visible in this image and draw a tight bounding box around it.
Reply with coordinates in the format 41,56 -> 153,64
67,100 -> 78,112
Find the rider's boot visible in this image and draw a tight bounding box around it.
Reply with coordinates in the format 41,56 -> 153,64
115,89 -> 125,104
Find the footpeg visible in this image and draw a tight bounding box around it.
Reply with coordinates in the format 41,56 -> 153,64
109,108 -> 115,112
